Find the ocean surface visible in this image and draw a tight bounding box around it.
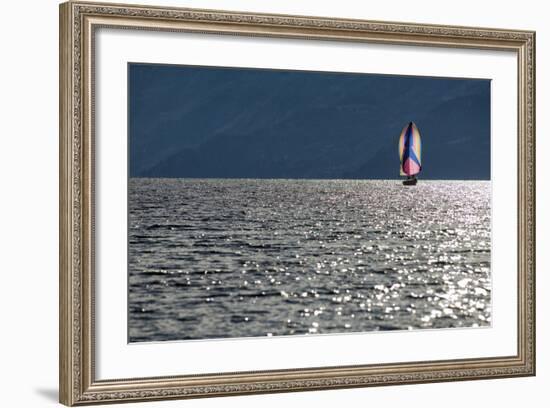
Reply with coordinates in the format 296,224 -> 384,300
128,179 -> 491,342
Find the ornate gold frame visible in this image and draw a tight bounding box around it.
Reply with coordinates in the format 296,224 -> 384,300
59,1 -> 536,405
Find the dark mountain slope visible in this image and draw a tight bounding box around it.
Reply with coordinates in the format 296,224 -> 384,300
130,64 -> 490,180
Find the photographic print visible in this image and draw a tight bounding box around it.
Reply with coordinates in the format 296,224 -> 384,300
60,3 -> 536,404
128,63 -> 491,342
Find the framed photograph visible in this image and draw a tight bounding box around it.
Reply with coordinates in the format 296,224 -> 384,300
59,1 -> 536,405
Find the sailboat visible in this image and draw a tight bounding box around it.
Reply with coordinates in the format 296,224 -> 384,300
398,122 -> 422,186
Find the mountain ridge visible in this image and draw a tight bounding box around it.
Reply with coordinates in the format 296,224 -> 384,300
129,64 -> 490,180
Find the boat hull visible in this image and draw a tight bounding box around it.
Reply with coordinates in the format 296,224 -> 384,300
402,177 -> 418,186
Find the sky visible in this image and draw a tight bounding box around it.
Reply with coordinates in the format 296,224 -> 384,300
129,63 -> 490,180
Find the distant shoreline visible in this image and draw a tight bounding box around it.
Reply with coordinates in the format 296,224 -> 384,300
129,176 -> 491,182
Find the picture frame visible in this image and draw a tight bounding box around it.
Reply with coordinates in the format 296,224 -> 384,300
59,1 -> 536,405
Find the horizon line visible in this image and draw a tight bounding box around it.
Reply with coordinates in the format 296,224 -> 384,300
129,176 -> 491,182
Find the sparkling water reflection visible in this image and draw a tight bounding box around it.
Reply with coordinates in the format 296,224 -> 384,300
128,179 -> 491,342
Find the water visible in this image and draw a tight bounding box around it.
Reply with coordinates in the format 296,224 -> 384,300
128,179 -> 491,342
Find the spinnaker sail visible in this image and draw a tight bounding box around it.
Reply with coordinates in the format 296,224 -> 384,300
398,122 -> 422,178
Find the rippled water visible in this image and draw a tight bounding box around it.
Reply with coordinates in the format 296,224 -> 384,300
128,179 -> 491,342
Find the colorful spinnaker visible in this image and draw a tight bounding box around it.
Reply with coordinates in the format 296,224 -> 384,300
398,122 -> 422,179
